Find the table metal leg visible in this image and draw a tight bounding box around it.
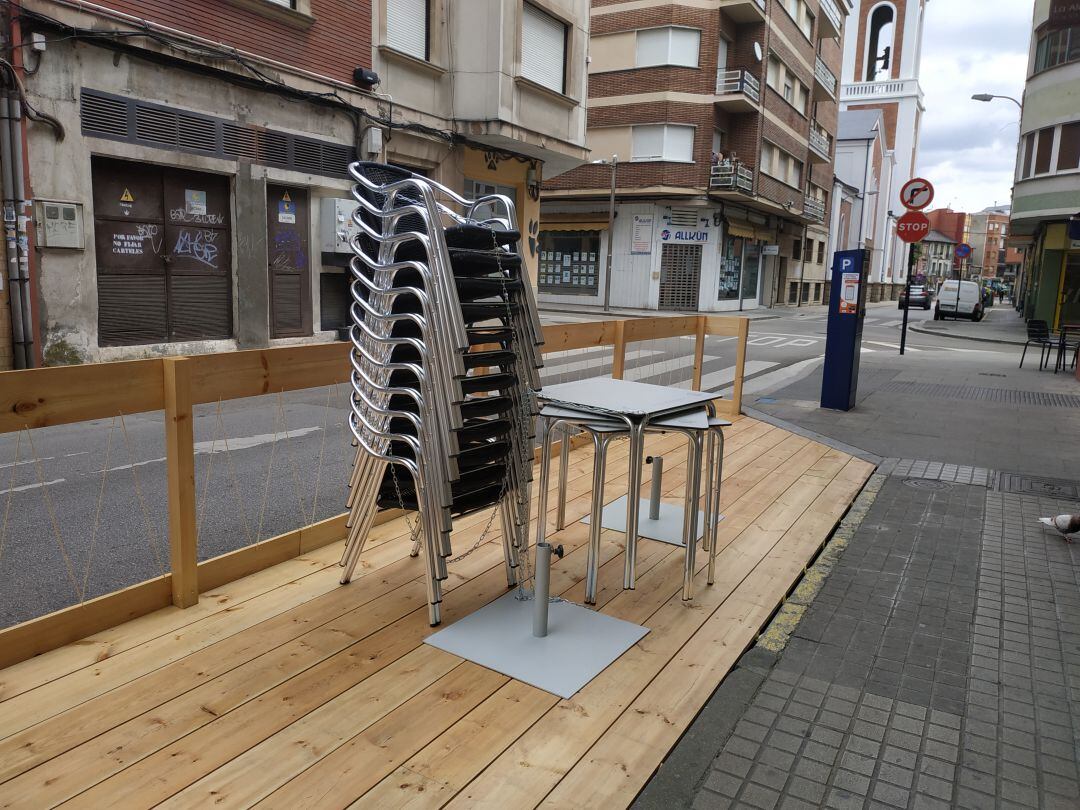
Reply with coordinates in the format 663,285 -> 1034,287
682,433 -> 703,601
533,418 -> 555,562
708,427 -> 724,586
585,432 -> 609,605
556,423 -> 571,531
623,421 -> 646,590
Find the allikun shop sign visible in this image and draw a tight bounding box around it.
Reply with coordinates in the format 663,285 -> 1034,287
660,228 -> 709,243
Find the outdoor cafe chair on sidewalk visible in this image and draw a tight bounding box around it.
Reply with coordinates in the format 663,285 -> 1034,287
534,404 -> 730,605
1020,319 -> 1055,370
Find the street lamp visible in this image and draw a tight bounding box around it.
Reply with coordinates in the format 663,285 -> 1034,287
592,156 -> 618,312
971,93 -> 1022,110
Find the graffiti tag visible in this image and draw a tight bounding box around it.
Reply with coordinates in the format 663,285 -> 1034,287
173,228 -> 220,269
169,208 -> 225,225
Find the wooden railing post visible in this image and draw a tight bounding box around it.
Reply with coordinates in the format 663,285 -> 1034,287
731,318 -> 750,414
692,315 -> 706,391
163,357 -> 199,607
611,319 -> 627,379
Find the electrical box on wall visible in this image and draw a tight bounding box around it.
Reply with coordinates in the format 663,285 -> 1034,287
320,197 -> 360,254
35,200 -> 84,249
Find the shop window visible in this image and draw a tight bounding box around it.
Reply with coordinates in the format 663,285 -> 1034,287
636,26 -> 700,68
386,0 -> 429,60
521,3 -> 568,94
538,230 -> 601,295
1057,122 -> 1080,172
742,242 -> 761,300
719,236 -> 744,300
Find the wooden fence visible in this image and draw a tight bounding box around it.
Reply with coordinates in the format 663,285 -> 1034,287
0,314 -> 748,664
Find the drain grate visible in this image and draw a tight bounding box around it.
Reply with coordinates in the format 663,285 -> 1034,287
996,473 -> 1080,500
903,478 -> 954,491
879,381 -> 1080,409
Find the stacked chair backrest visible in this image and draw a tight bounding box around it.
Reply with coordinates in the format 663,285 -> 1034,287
340,162 -> 545,626
1028,319 -> 1050,341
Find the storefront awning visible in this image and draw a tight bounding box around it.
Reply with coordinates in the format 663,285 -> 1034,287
754,227 -> 777,242
540,220 -> 609,232
725,218 -> 755,239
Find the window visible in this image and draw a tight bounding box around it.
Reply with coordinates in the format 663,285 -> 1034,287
465,179 -> 517,222
767,53 -> 808,114
636,26 -> 700,68
792,237 -> 802,261
783,79 -> 794,103
386,0 -> 429,60
804,237 -> 813,259
632,124 -> 695,162
767,55 -> 782,91
712,129 -> 726,162
760,142 -> 803,187
1022,131 -> 1036,178
1035,127 -> 1055,175
1058,122 -> 1080,172
521,3 -> 567,94
817,241 -> 825,264
538,231 -> 601,295
865,3 -> 896,81
783,0 -> 813,39
1034,26 -> 1080,73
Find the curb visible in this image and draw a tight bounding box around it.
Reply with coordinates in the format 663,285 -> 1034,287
909,323 -> 1026,347
741,405 -> 882,466
632,472 -> 886,810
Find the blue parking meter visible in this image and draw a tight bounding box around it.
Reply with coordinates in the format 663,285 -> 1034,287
820,250 -> 868,411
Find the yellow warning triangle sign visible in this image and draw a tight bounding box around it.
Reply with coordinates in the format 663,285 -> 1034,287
120,188 -> 134,203
282,191 -> 291,202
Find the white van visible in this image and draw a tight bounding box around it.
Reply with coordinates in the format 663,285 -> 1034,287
935,280 -> 983,321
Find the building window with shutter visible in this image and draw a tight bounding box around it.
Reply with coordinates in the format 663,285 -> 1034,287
538,230 -> 601,295
635,26 -> 700,68
521,3 -> 568,94
386,0 -> 430,61
631,124 -> 695,162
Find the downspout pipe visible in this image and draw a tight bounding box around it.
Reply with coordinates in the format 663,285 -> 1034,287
0,93 -> 26,368
9,93 -> 35,367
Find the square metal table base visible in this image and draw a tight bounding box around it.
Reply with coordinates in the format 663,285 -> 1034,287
583,495 -> 721,546
424,590 -> 649,699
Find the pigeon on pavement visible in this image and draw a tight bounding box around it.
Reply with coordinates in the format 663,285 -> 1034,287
1038,514 -> 1080,543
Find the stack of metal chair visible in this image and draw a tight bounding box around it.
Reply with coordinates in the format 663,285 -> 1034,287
339,162 -> 545,626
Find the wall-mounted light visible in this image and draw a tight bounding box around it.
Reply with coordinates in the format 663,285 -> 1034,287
526,166 -> 541,201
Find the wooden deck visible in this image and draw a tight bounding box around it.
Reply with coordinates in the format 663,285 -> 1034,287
0,416 -> 872,809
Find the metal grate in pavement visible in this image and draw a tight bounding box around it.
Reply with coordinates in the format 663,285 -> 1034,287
995,473 -> 1080,500
879,381 -> 1080,408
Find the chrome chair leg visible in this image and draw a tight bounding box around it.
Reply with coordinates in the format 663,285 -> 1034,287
707,422 -> 726,587
623,420 -> 646,590
682,433 -> 704,601
556,423 -> 571,531
584,432 -> 610,605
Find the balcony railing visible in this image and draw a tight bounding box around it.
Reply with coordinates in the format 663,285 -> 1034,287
842,78 -> 923,102
716,69 -> 761,106
818,0 -> 844,38
813,55 -> 837,99
710,160 -> 754,194
809,124 -> 831,161
803,197 -> 827,222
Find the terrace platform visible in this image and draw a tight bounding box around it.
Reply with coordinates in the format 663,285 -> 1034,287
0,416 -> 872,808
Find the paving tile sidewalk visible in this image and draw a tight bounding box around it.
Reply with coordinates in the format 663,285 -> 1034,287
910,305 -> 1027,346
639,466 -> 1080,810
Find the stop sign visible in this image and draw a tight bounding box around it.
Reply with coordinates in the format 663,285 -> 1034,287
896,211 -> 930,243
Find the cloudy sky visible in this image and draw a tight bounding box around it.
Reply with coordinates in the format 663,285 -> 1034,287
914,0 -> 1033,213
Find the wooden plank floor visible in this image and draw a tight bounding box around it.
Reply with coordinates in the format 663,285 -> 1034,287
0,417 -> 873,809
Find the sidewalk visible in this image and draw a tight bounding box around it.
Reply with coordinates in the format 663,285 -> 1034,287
640,463 -> 1080,810
538,300 -> 899,325
910,305 -> 1027,346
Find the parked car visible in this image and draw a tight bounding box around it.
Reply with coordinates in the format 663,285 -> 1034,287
898,285 -> 931,310
935,280 -> 984,321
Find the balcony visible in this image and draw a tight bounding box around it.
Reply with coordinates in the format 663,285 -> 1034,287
715,69 -> 761,112
841,78 -> 924,103
813,55 -> 837,100
718,0 -> 766,23
803,196 -> 827,222
710,160 -> 754,194
818,0 -> 844,39
809,123 -> 832,162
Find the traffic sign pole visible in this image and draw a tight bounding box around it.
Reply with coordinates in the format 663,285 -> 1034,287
896,178 -> 935,356
899,243 -> 917,355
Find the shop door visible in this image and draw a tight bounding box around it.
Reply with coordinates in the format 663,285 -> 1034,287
658,244 -> 702,311
267,186 -> 312,338
93,158 -> 231,346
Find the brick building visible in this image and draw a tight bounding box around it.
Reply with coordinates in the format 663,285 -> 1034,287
540,0 -> 854,312
837,0 -> 927,297
1,0 -> 589,368
964,206 -> 1011,279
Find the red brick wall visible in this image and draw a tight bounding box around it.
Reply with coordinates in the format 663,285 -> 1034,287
88,0 -> 372,84
853,0 -> 909,83
927,209 -> 967,244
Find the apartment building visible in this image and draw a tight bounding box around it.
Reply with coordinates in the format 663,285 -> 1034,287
1,0 -> 588,368
541,0 -> 853,313
918,230 -> 956,288
836,0 -> 927,297
964,207 -> 1010,280
1011,0 -> 1080,328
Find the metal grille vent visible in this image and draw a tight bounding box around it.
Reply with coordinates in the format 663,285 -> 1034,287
81,88 -> 355,179
81,92 -> 128,139
879,381 -> 1080,409
996,473 -> 1080,500
669,208 -> 700,227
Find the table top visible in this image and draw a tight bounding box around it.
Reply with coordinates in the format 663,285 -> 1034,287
540,402 -> 710,430
537,378 -> 717,419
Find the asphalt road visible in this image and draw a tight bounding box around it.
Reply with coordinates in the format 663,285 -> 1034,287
0,301 -> 1016,627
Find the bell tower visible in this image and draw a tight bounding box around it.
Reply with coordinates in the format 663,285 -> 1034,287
840,0 -> 928,284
